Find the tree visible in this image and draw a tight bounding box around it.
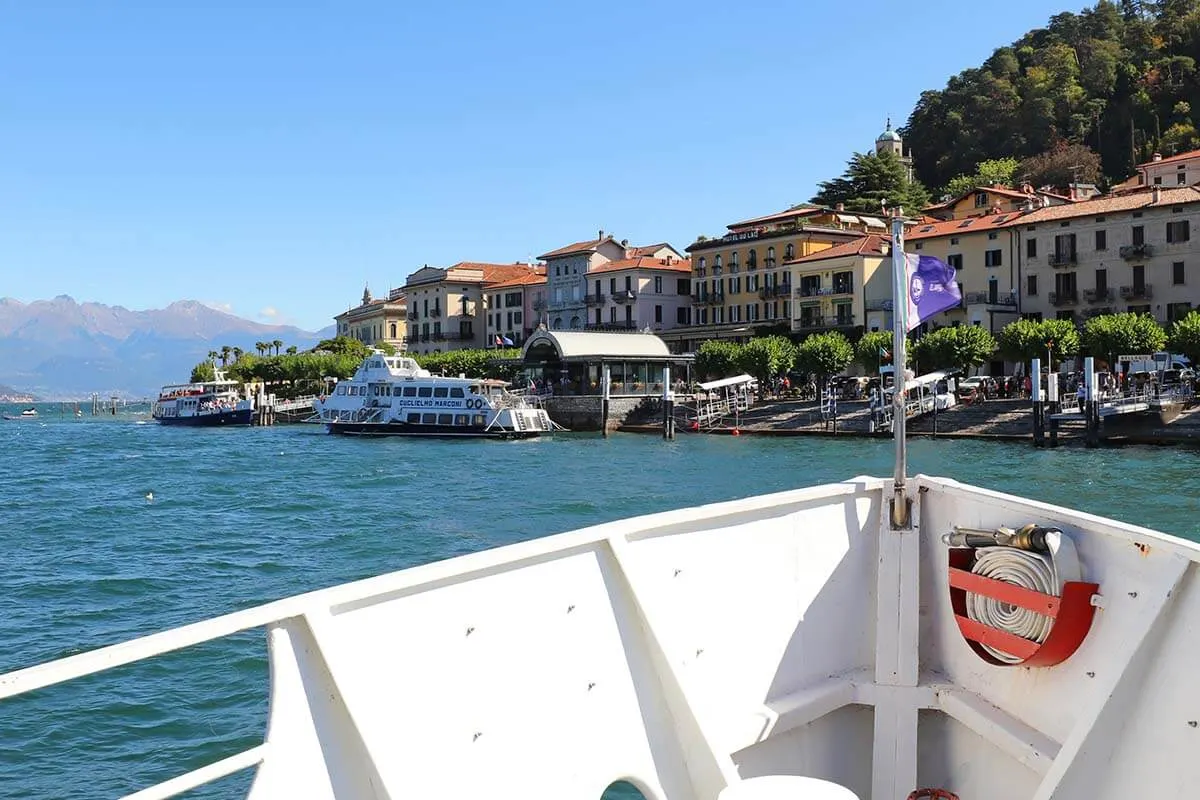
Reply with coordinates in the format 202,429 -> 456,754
854,331 -> 896,373
1016,142 -> 1102,190
796,332 -> 853,386
286,345 -> 298,355
231,346 -> 244,363
736,336 -> 797,386
255,341 -> 267,356
1082,312 -> 1167,368
207,350 -> 219,365
190,360 -> 216,383
1168,310 -> 1200,365
811,151 -> 931,214
219,345 -> 232,367
912,325 -> 997,375
313,336 -> 373,362
997,318 -> 1080,370
272,339 -> 284,356
694,340 -> 742,381
942,157 -> 1021,199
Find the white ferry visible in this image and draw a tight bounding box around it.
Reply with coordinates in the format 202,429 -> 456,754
314,352 -> 553,438
152,371 -> 253,427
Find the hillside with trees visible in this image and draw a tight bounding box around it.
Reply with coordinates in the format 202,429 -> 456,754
903,0 -> 1200,193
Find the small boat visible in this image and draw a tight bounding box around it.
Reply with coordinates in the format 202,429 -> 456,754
2,407 -> 38,420
314,351 -> 553,438
152,371 -> 253,427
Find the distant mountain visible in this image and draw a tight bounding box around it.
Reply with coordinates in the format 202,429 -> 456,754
0,296 -> 336,399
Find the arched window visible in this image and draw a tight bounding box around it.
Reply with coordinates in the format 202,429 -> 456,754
698,256 -> 706,274
570,315 -> 581,329
553,317 -> 563,330
730,251 -> 739,269
714,254 -> 722,268
747,248 -> 757,268
767,246 -> 776,266
785,243 -> 795,260
389,322 -> 397,339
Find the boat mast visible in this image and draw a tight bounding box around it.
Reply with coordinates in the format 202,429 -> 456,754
890,211 -> 909,528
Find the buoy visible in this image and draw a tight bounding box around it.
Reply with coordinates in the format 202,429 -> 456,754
731,428 -> 741,436
691,421 -> 700,432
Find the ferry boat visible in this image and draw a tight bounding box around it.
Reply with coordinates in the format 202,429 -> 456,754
5,218 -> 1200,800
2,407 -> 38,420
152,371 -> 253,426
314,351 -> 553,438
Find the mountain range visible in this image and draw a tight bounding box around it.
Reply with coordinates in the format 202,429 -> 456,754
0,296 -> 334,399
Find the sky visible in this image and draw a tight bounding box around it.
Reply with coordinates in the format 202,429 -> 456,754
0,0 -> 1089,331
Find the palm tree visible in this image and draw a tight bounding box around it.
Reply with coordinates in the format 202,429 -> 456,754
207,350 -> 219,365
272,339 -> 283,356
219,346 -> 232,367
255,341 -> 266,356
231,346 -> 244,363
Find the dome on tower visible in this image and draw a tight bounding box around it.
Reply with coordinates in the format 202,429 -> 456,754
876,122 -> 901,143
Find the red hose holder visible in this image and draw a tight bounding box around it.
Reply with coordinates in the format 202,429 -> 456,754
948,548 -> 1100,667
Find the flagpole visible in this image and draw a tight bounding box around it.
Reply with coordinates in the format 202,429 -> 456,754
890,210 -> 910,528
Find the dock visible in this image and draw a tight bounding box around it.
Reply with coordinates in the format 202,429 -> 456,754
252,394 -> 318,426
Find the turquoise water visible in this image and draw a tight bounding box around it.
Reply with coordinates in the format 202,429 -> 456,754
2,406 -> 1199,799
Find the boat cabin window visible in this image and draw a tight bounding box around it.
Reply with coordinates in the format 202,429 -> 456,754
407,413 -> 421,424
454,414 -> 469,426
473,414 -> 485,426
336,385 -> 347,395
469,385 -> 481,394
449,387 -> 464,398
437,413 -> 453,425
433,387 -> 449,398
418,387 -> 433,398
421,413 -> 437,424
403,386 -> 417,397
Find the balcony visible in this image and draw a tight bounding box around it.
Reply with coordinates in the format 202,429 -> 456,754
1048,253 -> 1078,268
429,306 -> 443,318
1119,244 -> 1154,261
774,284 -> 792,297
1049,290 -> 1078,306
1120,284 -> 1153,299
612,290 -> 637,304
584,293 -> 606,306
796,314 -> 856,330
964,291 -> 1017,307
584,322 -> 637,332
409,309 -> 419,321
1083,288 -> 1115,303
431,331 -> 471,342
830,283 -> 854,296
797,286 -> 826,298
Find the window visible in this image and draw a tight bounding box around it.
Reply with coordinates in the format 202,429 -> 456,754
436,413 -> 453,425
730,251 -> 739,269
1169,302 -> 1193,321
1167,220 -> 1190,243
1179,173 -> 1188,185
985,249 -> 1002,267
418,386 -> 432,397
454,414 -> 469,426
766,246 -> 775,266
1174,261 -> 1186,285
1132,225 -> 1145,245
1026,238 -> 1038,258
1054,233 -> 1077,263
407,413 -> 420,424
1133,211 -> 1143,218
1023,312 -> 1043,322
609,277 -> 616,294
698,257 -> 706,271
950,237 -> 959,245
433,387 -> 449,398
653,276 -> 663,293
450,387 -> 464,397
1027,274 -> 1038,296
655,304 -> 663,323
915,243 -> 923,250
714,255 -> 722,269
974,192 -> 988,208
473,414 -> 486,426
402,386 -> 417,397
988,232 -> 998,240
1095,230 -> 1107,250
747,248 -> 757,268
1095,269 -> 1107,297
676,307 -> 689,324
784,243 -> 794,260
421,413 -> 437,424
947,254 -> 963,269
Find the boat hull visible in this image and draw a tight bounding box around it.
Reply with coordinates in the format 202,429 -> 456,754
154,409 -> 254,427
325,421 -> 542,438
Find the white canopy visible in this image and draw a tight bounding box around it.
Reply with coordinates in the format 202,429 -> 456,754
522,329 -> 674,361
698,374 -> 755,391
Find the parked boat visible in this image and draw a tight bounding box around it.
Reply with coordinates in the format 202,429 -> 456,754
152,372 -> 253,426
314,351 -> 553,437
2,407 -> 38,420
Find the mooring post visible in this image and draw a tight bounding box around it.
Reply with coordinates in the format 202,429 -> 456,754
1048,369 -> 1061,448
1084,356 -> 1099,447
1031,359 -> 1044,447
601,365 -> 611,438
662,367 -> 674,440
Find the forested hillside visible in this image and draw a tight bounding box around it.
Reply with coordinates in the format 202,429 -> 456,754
905,0 -> 1200,192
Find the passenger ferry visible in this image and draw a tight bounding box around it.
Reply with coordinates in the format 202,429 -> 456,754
152,371 -> 253,426
315,351 -> 553,437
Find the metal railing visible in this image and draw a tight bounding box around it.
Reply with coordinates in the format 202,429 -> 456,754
612,290 -> 637,303
1048,253 -> 1078,268
1119,244 -> 1154,260
1120,284 -> 1152,299
964,292 -> 1017,306
1084,288 -> 1115,302
1049,290 -> 1078,306
584,293 -> 605,305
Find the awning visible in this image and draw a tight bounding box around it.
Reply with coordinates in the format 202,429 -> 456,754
698,374 -> 755,390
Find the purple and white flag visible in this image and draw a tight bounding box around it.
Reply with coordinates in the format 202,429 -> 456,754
904,253 -> 961,331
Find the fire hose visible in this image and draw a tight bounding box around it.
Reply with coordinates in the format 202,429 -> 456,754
942,524 -> 1081,664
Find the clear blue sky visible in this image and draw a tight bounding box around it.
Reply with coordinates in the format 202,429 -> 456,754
0,0 -> 1084,331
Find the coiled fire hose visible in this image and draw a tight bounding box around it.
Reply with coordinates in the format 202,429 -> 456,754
942,524 -> 1081,664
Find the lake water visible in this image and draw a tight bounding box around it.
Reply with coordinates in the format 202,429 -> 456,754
2,405 -> 1198,798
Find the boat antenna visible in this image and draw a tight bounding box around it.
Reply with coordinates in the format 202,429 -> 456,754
890,208 -> 910,528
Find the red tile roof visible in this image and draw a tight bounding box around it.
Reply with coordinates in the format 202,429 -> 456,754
727,205 -> 826,230
1138,148 -> 1200,168
906,212 -> 1023,240
588,256 -> 692,275
486,270 -> 548,290
784,235 -> 889,265
626,243 -> 675,257
1014,185 -> 1200,223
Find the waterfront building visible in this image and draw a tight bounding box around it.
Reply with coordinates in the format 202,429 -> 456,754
905,213 -> 1023,344
680,206 -> 880,350
334,286 -> 408,350
923,185 -> 1072,221
786,234 -> 892,338
581,255 -> 692,334
404,262 -> 543,355
483,267 -> 547,349
539,232 -> 629,330
1013,186 -> 1200,328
